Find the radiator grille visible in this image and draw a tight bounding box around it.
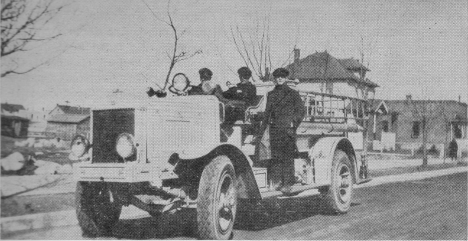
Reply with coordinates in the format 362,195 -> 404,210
92,109 -> 135,163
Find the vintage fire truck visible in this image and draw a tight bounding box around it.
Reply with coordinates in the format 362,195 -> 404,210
71,74 -> 371,239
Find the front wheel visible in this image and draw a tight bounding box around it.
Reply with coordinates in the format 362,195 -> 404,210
197,156 -> 237,240
320,150 -> 354,214
76,182 -> 122,237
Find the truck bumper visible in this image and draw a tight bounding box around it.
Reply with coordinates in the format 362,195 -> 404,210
73,162 -> 176,183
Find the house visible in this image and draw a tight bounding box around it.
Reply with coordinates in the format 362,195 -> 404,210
25,107 -> 52,138
284,50 -> 380,150
368,95 -> 467,155
1,103 -> 30,137
286,49 -> 379,99
45,105 -> 91,140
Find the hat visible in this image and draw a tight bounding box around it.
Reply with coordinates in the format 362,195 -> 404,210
272,68 -> 289,78
237,67 -> 252,79
199,68 -> 213,80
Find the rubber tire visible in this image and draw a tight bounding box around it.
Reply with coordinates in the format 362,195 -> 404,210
320,150 -> 354,214
197,156 -> 237,240
76,182 -> 122,237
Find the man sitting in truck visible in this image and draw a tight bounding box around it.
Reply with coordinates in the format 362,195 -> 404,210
189,68 -> 245,122
188,68 -> 223,97
223,67 -> 257,106
223,67 -> 257,123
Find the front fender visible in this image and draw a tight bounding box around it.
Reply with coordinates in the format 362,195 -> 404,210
308,137 -> 358,185
173,144 -> 261,200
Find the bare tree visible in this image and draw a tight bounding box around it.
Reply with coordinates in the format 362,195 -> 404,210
1,0 -> 66,77
230,15 -> 273,82
141,0 -> 201,92
406,95 -> 450,167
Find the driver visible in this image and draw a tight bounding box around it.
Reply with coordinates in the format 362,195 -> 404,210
188,68 -> 243,106
222,67 -> 257,123
223,67 -> 257,106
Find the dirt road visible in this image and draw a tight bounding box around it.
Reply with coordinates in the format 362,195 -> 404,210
3,173 -> 466,240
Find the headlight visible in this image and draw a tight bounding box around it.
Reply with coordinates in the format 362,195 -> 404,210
116,133 -> 136,159
70,135 -> 90,160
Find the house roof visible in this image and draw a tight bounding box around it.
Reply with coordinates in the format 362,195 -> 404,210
373,100 -> 389,114
1,114 -> 29,121
1,103 -> 25,113
286,51 -> 359,82
54,105 -> 90,115
47,114 -> 89,123
285,51 -> 378,88
337,58 -> 370,72
363,78 -> 379,88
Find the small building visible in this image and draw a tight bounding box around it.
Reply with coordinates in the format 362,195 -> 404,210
368,95 -> 467,155
46,105 -> 91,140
1,103 -> 30,137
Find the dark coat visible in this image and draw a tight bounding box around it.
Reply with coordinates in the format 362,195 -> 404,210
187,85 -> 203,95
257,84 -> 305,161
263,84 -> 305,129
223,82 -> 257,106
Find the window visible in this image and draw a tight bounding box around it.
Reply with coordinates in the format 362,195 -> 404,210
381,121 -> 389,132
412,121 -> 420,138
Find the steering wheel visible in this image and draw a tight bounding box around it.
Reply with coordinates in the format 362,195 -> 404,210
169,73 -> 191,96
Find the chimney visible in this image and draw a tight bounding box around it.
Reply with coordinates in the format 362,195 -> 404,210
294,48 -> 300,63
406,94 -> 412,101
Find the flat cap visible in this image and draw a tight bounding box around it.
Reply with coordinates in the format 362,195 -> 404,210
199,68 -> 213,80
237,67 -> 252,79
272,68 -> 289,78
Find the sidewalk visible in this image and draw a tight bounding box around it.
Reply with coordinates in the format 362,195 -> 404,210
367,157 -> 466,170
2,165 -> 467,236
1,157 -> 466,198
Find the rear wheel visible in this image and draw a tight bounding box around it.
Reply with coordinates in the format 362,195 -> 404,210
320,150 -> 353,214
197,156 -> 237,239
76,182 -> 122,237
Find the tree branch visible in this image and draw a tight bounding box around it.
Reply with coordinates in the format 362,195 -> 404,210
1,0 -> 67,77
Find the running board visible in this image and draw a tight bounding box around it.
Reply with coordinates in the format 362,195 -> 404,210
260,183 -> 326,199
356,178 -> 372,185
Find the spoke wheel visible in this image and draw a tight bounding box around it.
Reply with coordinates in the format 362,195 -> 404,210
321,150 -> 354,214
336,163 -> 352,204
197,156 -> 237,240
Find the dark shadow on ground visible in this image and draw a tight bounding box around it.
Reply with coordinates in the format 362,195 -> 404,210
111,209 -> 197,239
109,195 -> 361,239
235,195 -> 359,231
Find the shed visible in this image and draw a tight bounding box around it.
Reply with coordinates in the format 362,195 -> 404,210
1,114 -> 30,137
46,105 -> 91,140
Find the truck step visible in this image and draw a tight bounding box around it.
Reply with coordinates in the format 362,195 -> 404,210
261,183 -> 326,199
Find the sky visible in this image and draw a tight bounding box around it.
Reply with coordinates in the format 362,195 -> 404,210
1,0 -> 467,110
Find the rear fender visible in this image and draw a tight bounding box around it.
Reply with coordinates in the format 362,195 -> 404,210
173,144 -> 261,200
308,137 -> 358,185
